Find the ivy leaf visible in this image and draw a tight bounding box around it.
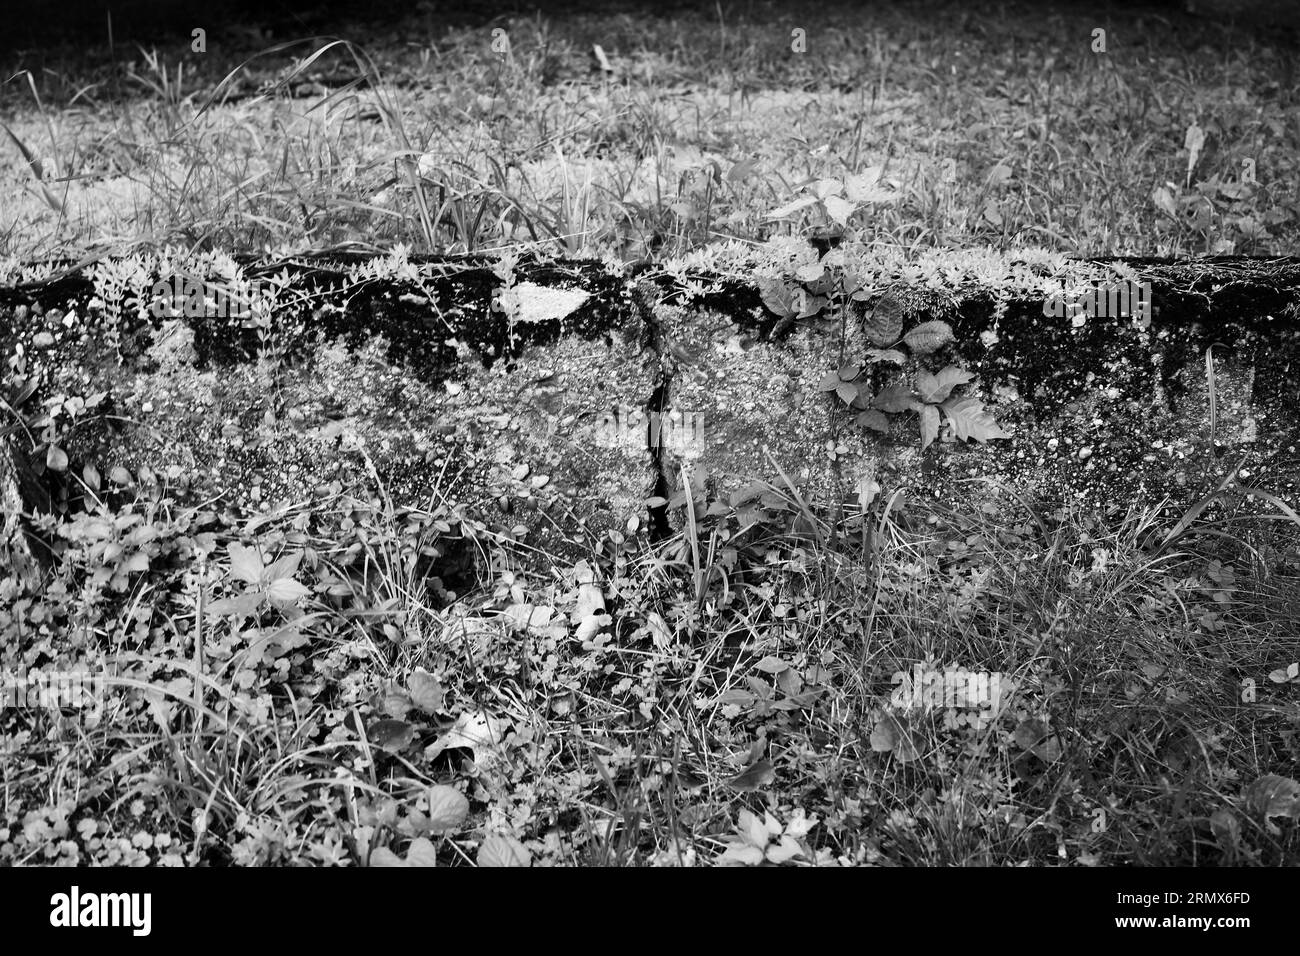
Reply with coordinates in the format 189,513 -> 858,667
775,667 -> 803,697
864,293 -> 903,346
754,655 -> 790,674
844,167 -> 896,204
822,194 -> 858,226
45,444 -> 68,471
477,834 -> 531,867
425,784 -> 469,833
816,370 -> 840,391
916,365 -> 975,404
404,837 -> 440,867
835,381 -> 859,406
759,278 -> 799,319
263,550 -> 304,582
796,291 -> 828,319
855,409 -> 891,434
719,841 -> 766,867
919,404 -> 941,451
812,177 -> 844,200
267,577 -> 310,606
940,397 -> 1012,444
227,541 -> 264,585
803,272 -> 837,296
368,846 -> 407,867
368,838 -> 439,868
903,320 -> 955,355
872,384 -> 919,414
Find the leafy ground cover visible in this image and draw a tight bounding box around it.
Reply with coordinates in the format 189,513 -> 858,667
2,0 -> 1299,865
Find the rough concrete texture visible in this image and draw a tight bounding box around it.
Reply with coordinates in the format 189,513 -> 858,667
656,256 -> 1300,529
939,280 -> 1300,519
0,251 -> 658,567
3,249 -> 1300,574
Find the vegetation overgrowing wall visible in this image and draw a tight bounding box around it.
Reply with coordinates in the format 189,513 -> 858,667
2,246 -> 1299,573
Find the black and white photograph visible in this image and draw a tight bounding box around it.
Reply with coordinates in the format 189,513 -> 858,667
0,0 -> 1296,921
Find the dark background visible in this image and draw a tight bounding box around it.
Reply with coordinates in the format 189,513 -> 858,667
4,0 -> 524,49
0,0 -> 1232,50
4,0 -> 713,48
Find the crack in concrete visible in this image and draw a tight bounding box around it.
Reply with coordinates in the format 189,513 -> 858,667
635,287 -> 673,541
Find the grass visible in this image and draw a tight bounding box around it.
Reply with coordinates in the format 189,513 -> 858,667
4,465 -> 1299,865
2,1 -> 1297,264
2,0 -> 1299,866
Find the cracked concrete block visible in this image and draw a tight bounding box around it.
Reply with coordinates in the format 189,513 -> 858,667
5,250 -> 1300,570
0,253 -> 659,572
653,288 -> 1300,528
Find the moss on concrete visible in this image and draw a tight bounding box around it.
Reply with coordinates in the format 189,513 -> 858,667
3,246 -> 1299,571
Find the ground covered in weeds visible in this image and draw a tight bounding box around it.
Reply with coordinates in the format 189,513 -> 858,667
2,0 -> 1300,865
4,482 -> 1300,866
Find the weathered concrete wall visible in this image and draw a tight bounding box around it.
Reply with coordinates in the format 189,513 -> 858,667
657,258 -> 1300,531
3,248 -> 1299,574
0,251 -> 660,565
